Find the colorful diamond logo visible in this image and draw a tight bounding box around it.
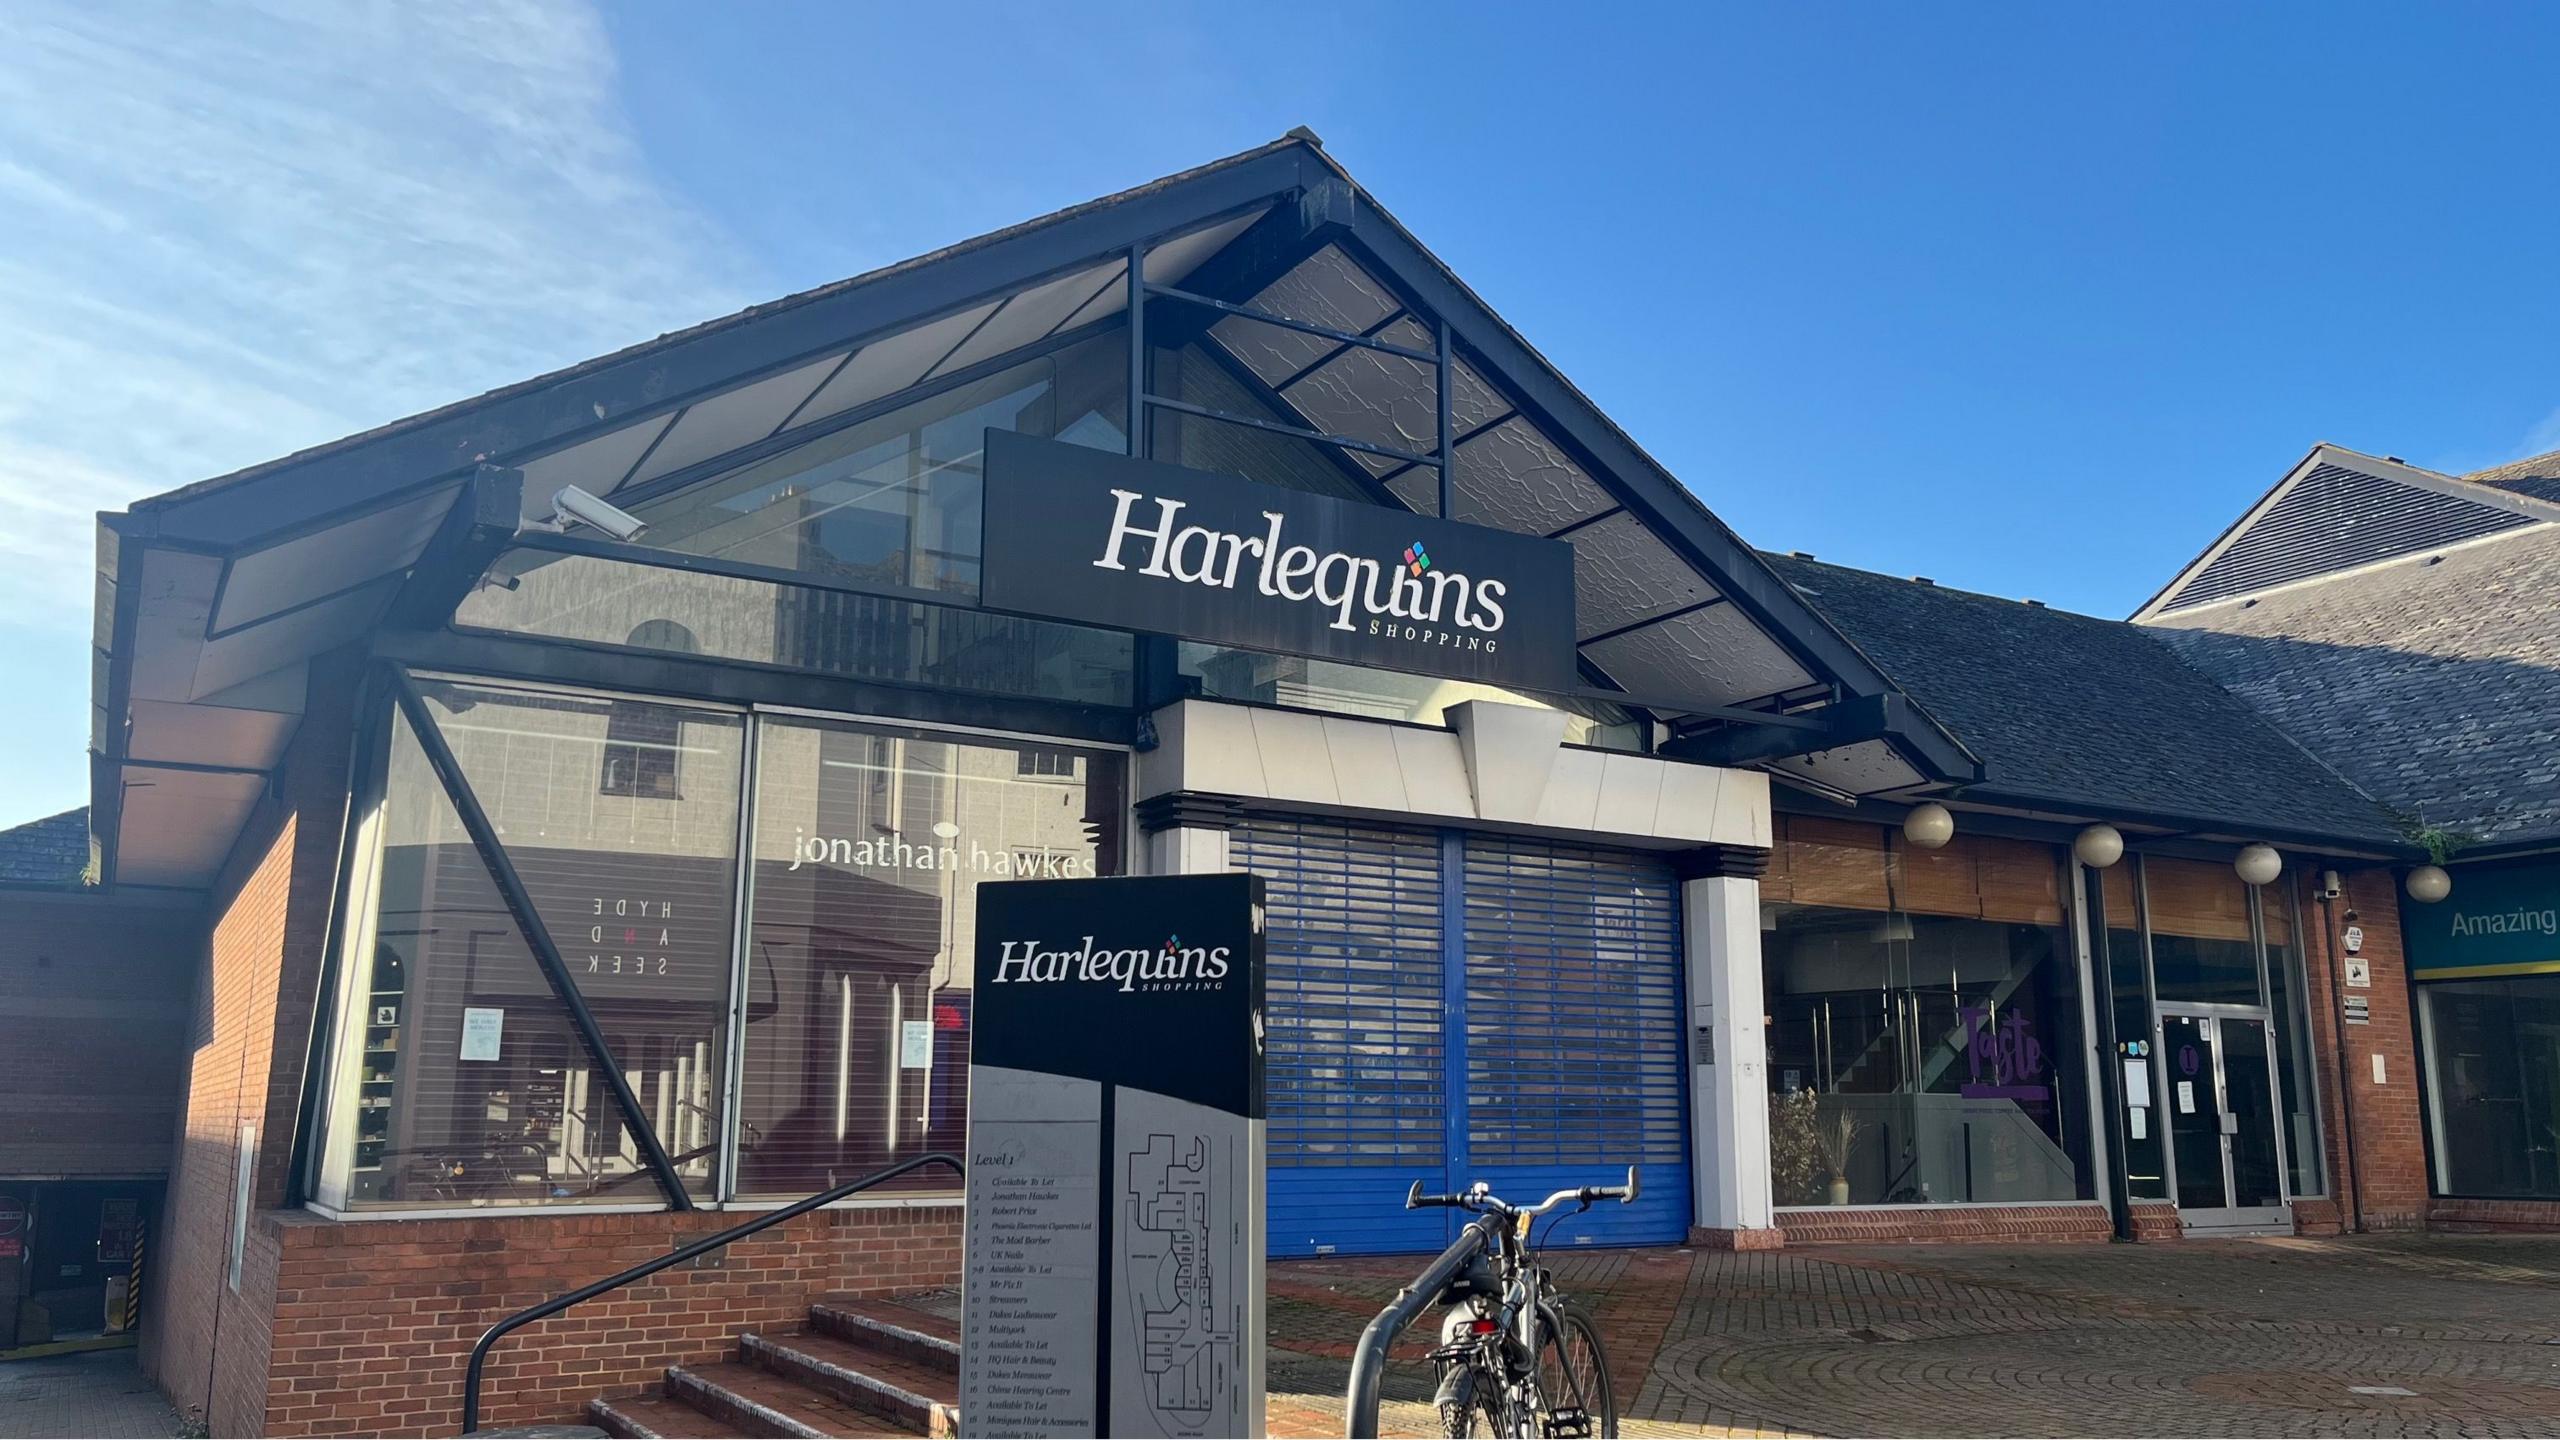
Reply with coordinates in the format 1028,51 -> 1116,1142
1404,541 -> 1432,578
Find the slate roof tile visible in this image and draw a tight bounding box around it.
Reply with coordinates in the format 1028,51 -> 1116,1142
1763,555 -> 2402,846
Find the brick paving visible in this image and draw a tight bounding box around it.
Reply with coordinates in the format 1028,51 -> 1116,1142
1268,1235 -> 2560,1437
0,1346 -> 185,1439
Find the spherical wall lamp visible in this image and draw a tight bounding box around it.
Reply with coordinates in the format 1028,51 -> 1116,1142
2072,824 -> 2124,870
2406,864 -> 2453,904
2235,843 -> 2283,887
1902,802 -> 1955,851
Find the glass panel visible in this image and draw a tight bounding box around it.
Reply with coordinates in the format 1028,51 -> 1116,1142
2096,863 -> 2166,1199
2262,890 -> 2326,1196
1174,642 -> 1640,749
735,716 -> 1126,1197
2143,856 -> 2263,1005
617,332 -> 1127,600
1763,826 -> 2092,1206
1149,328 -> 1385,504
2419,976 -> 2560,1198
334,683 -> 743,1208
2162,1015 -> 2227,1209
2221,1017 -> 2285,1207
457,551 -> 1136,708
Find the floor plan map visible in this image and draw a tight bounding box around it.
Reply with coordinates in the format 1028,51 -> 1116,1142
1113,1087 -> 1252,1436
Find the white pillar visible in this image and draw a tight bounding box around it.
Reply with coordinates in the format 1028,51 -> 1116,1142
1682,849 -> 1780,1247
1146,824 -> 1230,876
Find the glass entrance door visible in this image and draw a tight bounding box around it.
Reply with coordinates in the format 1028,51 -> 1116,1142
2160,1011 -> 2290,1229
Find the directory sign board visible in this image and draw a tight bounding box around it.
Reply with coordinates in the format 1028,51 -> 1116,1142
960,873 -> 1266,1438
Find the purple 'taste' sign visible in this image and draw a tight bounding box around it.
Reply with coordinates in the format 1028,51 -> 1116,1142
1959,1004 -> 2049,1101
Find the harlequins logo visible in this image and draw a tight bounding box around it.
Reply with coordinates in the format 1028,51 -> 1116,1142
1091,489 -> 1509,649
990,932 -> 1233,992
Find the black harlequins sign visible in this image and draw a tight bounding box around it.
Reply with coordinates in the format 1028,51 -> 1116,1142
982,430 -> 1580,692
961,873 -> 1266,1438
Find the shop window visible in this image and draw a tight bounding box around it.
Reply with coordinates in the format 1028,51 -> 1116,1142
2093,861 -> 2168,1200
2142,857 -> 2262,1005
733,716 -> 1125,1198
2262,889 -> 2327,1197
1761,820 -> 2093,1207
319,682 -> 743,1209
2421,977 -> 2560,1198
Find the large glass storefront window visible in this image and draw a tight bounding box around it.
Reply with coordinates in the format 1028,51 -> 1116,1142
734,717 -> 1125,1197
2094,863 -> 2167,1200
1762,818 -> 2093,1207
2421,977 -> 2560,1198
320,681 -> 744,1209
318,680 -> 1125,1211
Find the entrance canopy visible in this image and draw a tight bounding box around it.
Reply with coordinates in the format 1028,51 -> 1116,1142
92,132 -> 1974,888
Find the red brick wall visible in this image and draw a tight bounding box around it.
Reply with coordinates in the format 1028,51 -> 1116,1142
2294,867 -> 2431,1229
1777,1203 -> 2115,1246
0,889 -> 203,1178
2429,1197 -> 2560,1232
259,1203 -> 962,1436
143,651 -> 362,1434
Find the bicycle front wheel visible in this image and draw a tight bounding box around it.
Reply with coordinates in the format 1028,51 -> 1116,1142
1535,1302 -> 1616,1439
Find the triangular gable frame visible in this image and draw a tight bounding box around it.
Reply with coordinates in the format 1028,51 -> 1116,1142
2135,442 -> 2560,620
97,135 -> 1982,886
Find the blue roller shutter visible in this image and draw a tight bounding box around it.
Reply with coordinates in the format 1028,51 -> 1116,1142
1462,835 -> 1690,1247
1235,815 -> 1453,1256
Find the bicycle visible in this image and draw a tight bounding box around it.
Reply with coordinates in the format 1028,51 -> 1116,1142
1403,1169 -> 1637,1438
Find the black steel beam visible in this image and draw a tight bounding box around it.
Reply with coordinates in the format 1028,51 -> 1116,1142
386,666 -> 694,1210
1143,282 -> 1438,361
384,466 -> 525,631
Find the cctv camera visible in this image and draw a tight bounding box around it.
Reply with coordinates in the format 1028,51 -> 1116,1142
547,485 -> 649,542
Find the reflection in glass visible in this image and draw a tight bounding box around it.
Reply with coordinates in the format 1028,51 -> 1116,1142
328,682 -> 743,1208
2420,976 -> 2560,1198
735,716 -> 1126,1196
2262,892 -> 2326,1197
1176,642 -> 1642,748
1761,821 -> 2092,1207
2143,857 -> 2263,1005
627,332 -> 1127,599
2096,862 -> 2167,1200
457,552 -> 1135,708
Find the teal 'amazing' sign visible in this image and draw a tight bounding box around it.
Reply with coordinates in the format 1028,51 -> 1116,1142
2403,858 -> 2560,981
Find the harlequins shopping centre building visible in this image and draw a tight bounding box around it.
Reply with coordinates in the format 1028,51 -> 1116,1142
6,132 -> 2556,1434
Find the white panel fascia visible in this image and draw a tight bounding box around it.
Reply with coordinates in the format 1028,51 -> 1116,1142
1320,717 -> 1409,815
1247,708 -> 1340,806
1591,752 -> 1665,837
1530,747 -> 1605,832
1447,700 -> 1569,824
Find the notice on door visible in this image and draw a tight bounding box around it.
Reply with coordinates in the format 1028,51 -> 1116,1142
962,873 -> 1266,1439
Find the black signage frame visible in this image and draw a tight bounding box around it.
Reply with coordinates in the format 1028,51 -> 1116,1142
981,430 -> 1580,693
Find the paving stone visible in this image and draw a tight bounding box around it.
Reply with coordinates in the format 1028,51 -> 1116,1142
1266,1234 -> 2560,1437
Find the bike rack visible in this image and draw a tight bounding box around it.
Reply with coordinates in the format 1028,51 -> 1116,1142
1343,1213 -> 1509,1439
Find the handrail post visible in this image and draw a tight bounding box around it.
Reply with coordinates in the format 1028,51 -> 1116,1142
460,1152 -> 960,1433
1345,1215 -> 1504,1440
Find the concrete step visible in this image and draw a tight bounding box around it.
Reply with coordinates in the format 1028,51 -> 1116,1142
808,1298 -> 960,1379
587,1391 -> 750,1439
664,1361 -> 920,1438
742,1330 -> 957,1438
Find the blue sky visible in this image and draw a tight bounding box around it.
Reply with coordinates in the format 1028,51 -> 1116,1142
2,2 -> 2556,822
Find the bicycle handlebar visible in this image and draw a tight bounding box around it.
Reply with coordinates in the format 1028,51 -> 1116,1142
1405,1166 -> 1640,1216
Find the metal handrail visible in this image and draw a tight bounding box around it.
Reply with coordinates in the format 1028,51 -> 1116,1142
459,1151 -> 963,1434
1344,1213 -> 1508,1440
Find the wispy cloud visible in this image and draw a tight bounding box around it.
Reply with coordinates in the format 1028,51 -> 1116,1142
0,0 -> 752,624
